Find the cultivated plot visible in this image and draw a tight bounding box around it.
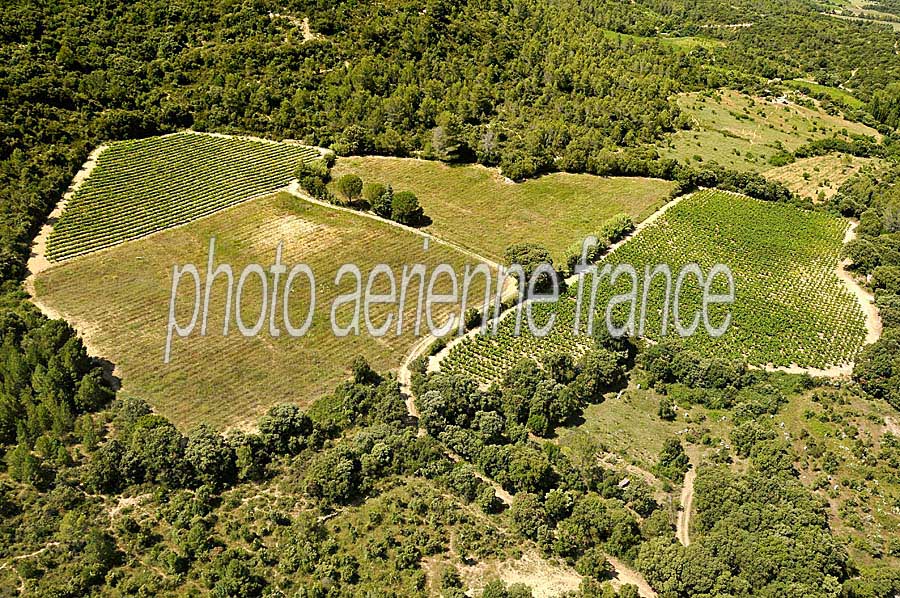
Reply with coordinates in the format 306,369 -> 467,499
47,133 -> 320,260
443,190 -> 868,384
330,157 -> 676,264
36,193 -> 493,430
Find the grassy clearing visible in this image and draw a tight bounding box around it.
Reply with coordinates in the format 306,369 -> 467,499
659,90 -> 880,172
601,29 -> 726,51
785,79 -> 866,110
47,133 -> 319,260
443,190 -> 867,384
330,157 -> 676,264
764,153 -> 885,201
35,192 -> 492,430
775,388 -> 900,568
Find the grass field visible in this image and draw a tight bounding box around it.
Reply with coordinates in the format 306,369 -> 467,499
764,153 -> 885,201
785,79 -> 866,109
35,192 -> 493,430
659,90 -> 880,172
442,190 -> 868,383
47,133 -> 320,260
602,29 -> 726,51
330,157 -> 676,264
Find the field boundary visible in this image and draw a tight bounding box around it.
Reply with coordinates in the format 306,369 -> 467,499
24,144 -> 108,293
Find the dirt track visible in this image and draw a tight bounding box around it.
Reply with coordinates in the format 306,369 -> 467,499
676,467 -> 696,547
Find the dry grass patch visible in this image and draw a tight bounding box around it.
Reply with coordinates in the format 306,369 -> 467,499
764,153 -> 885,201
660,90 -> 881,172
34,192 -> 492,430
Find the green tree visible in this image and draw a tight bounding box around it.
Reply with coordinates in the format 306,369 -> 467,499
391,190 -> 424,225
186,423 -> 236,488
658,396 -> 676,421
335,173 -> 363,203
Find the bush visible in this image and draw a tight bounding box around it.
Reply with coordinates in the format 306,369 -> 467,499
371,184 -> 393,218
363,182 -> 387,203
598,213 -> 634,244
391,190 -> 424,225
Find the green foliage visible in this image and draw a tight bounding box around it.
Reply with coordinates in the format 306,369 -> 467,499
391,190 -> 424,225
655,438 -> 689,481
657,396 -> 676,421
371,184 -> 394,218
504,243 -> 557,294
335,173 -> 364,202
362,182 -> 387,204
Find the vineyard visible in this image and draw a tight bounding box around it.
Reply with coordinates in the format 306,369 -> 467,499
442,190 -> 868,383
35,192 -> 491,430
47,133 -> 320,260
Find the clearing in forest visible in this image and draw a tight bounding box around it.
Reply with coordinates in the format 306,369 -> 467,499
46,132 -> 320,261
764,153 -> 885,201
330,157 -> 677,264
34,193 -> 493,430
659,90 -> 880,172
441,190 -> 868,384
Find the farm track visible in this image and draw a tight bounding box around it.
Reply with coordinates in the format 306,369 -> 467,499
675,455 -> 696,547
25,144 -> 107,294
285,181 -> 505,271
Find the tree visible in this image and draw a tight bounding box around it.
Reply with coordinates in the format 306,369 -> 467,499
872,266 -> 900,294
391,190 -> 424,225
656,437 -> 690,480
430,111 -> 465,162
74,370 -> 113,412
371,184 -> 393,218
658,396 -> 676,421
572,349 -> 625,402
418,390 -> 449,435
510,493 -> 546,539
6,444 -> 42,485
504,243 -> 556,294
87,438 -> 126,493
362,182 -> 386,204
185,423 -> 236,488
541,352 -> 576,384
575,547 -> 613,580
258,404 -> 312,455
305,447 -> 360,504
126,415 -> 190,487
335,173 -> 363,203
477,485 -> 503,514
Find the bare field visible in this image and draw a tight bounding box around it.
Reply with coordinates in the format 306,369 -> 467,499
331,157 -> 677,264
34,193 -> 493,430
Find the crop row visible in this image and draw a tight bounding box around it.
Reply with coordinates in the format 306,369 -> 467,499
47,133 -> 319,260
442,190 -> 868,381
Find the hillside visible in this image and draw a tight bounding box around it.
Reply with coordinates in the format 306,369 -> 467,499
3,0 -> 900,597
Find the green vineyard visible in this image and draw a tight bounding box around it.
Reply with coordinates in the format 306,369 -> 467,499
443,190 -> 869,383
47,133 -> 320,260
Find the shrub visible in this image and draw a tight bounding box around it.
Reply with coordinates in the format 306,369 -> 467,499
371,185 -> 393,218
391,190 -> 424,225
362,182 -> 386,203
